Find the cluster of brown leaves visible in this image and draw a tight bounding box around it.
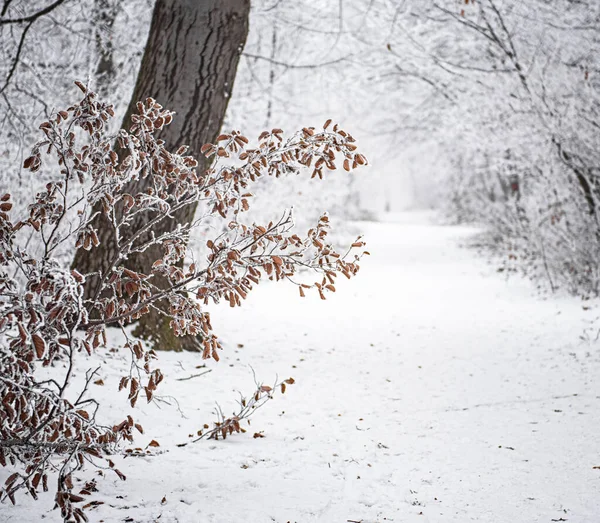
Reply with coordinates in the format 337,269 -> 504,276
0,192 -> 135,522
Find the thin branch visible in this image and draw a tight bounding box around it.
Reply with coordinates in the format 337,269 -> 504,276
242,52 -> 350,69
0,21 -> 33,95
175,369 -> 212,381
0,0 -> 67,25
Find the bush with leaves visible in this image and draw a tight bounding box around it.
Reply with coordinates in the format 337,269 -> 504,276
0,83 -> 368,521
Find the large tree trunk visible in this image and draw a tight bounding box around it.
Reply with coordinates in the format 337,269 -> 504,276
72,0 -> 250,351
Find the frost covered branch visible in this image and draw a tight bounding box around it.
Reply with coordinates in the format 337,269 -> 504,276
0,83 -> 368,520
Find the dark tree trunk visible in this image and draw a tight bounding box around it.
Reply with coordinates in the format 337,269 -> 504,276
72,0 -> 250,351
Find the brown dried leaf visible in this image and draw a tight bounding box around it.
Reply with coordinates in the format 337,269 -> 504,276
32,334 -> 46,358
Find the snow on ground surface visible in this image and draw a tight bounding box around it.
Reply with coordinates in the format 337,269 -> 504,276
2,211 -> 600,523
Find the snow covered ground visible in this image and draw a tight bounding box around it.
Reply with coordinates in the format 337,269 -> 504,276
2,211 -> 600,523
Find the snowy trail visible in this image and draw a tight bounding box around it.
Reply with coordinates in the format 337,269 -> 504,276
2,212 -> 600,523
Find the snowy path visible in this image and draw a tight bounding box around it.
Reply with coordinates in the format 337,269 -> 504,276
2,212 -> 600,522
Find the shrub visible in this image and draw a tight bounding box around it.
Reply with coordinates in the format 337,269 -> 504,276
0,83 -> 368,521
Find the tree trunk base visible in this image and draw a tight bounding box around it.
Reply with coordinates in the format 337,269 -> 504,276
132,308 -> 203,352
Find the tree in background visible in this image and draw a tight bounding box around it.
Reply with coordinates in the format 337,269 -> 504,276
357,0 -> 600,294
426,0 -> 600,295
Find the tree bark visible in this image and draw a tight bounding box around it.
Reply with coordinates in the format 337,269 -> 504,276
72,0 -> 250,350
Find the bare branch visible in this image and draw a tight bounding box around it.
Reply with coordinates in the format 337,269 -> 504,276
0,0 -> 68,25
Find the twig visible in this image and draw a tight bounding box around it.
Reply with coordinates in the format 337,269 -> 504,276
175,369 -> 212,381
0,0 -> 67,24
